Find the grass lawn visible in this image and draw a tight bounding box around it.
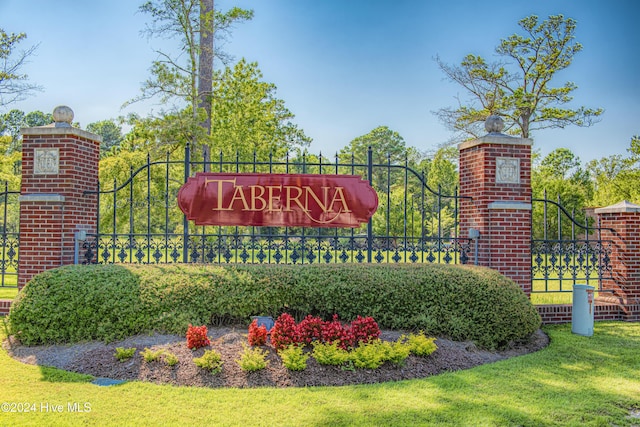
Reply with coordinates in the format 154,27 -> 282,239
0,287 -> 18,300
0,322 -> 638,426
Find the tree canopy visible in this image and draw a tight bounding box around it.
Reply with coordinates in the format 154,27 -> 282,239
588,136 -> 640,207
0,109 -> 52,153
0,28 -> 41,109
87,119 -> 124,156
210,59 -> 310,160
435,14 -> 603,140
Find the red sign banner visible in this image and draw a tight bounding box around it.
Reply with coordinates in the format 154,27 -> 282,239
178,173 -> 378,228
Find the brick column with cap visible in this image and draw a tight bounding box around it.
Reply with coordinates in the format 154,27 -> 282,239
458,116 -> 533,293
595,200 -> 640,321
18,106 -> 101,289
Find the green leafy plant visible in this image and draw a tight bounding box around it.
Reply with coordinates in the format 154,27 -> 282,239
193,349 -> 223,374
341,360 -> 356,372
405,332 -> 438,357
278,344 -> 309,371
236,344 -> 269,372
114,347 -> 136,362
350,339 -> 386,369
311,341 -> 350,366
164,351 -> 179,367
381,340 -> 412,367
141,347 -> 163,362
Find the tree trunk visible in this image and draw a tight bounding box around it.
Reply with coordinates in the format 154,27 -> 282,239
198,0 -> 214,171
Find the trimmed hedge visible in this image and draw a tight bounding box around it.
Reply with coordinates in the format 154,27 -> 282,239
8,263 -> 541,349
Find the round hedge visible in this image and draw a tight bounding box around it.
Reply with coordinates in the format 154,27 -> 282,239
9,263 -> 541,349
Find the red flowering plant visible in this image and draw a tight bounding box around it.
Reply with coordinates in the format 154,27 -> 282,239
320,314 -> 349,348
296,314 -> 325,345
319,314 -> 380,350
269,313 -> 299,350
349,315 -> 381,345
247,319 -> 268,346
186,324 -> 211,350
267,313 -> 382,351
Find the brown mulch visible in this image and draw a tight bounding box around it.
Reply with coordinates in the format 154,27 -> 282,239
4,327 -> 549,389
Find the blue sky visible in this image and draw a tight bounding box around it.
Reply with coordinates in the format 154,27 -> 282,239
1,0 -> 639,164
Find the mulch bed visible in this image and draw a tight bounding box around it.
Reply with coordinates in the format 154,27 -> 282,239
4,327 -> 549,388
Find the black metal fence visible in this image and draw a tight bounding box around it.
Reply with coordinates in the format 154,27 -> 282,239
0,182 -> 20,288
82,146 -> 473,266
531,194 -> 613,293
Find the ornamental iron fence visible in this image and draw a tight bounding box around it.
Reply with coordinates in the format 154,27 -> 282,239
531,193 -> 613,293
0,182 -> 20,288
81,146 -> 473,266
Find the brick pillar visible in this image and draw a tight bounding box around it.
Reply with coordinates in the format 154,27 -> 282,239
458,116 -> 532,293
595,201 -> 640,321
18,106 -> 100,289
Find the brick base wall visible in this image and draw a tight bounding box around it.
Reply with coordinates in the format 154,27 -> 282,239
0,299 -> 11,316
537,302 -> 626,324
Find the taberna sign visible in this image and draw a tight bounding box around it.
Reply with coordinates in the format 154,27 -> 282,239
178,173 -> 379,228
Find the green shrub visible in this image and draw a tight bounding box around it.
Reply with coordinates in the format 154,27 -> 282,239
381,340 -> 412,367
8,263 -> 540,349
311,341 -> 350,366
8,265 -> 147,344
141,348 -> 163,362
164,351 -> 179,367
278,344 -> 309,371
236,344 -> 269,372
114,347 -> 136,362
404,332 -> 438,357
350,340 -> 386,369
193,349 -> 223,373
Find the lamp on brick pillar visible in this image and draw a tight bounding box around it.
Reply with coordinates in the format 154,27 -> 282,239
458,115 -> 533,294
18,106 -> 101,289
595,200 -> 640,321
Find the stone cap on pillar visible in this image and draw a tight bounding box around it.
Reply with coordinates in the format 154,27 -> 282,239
20,105 -> 102,142
458,115 -> 532,150
594,200 -> 640,214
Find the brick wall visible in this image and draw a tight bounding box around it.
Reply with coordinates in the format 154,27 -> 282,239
537,302 -> 625,324
596,202 -> 640,321
18,125 -> 100,288
0,299 -> 10,316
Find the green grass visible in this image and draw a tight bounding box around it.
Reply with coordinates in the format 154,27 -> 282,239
530,292 -> 573,305
1,322 -> 638,426
0,286 -> 18,300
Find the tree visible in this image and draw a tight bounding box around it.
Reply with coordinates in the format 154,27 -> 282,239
0,29 -> 41,109
86,119 -> 124,157
134,0 -> 253,163
0,135 -> 20,186
0,109 -> 52,153
532,148 -> 594,239
210,59 -> 310,162
339,126 -> 411,190
588,136 -> 640,206
435,15 -> 603,140
199,0 -> 214,166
